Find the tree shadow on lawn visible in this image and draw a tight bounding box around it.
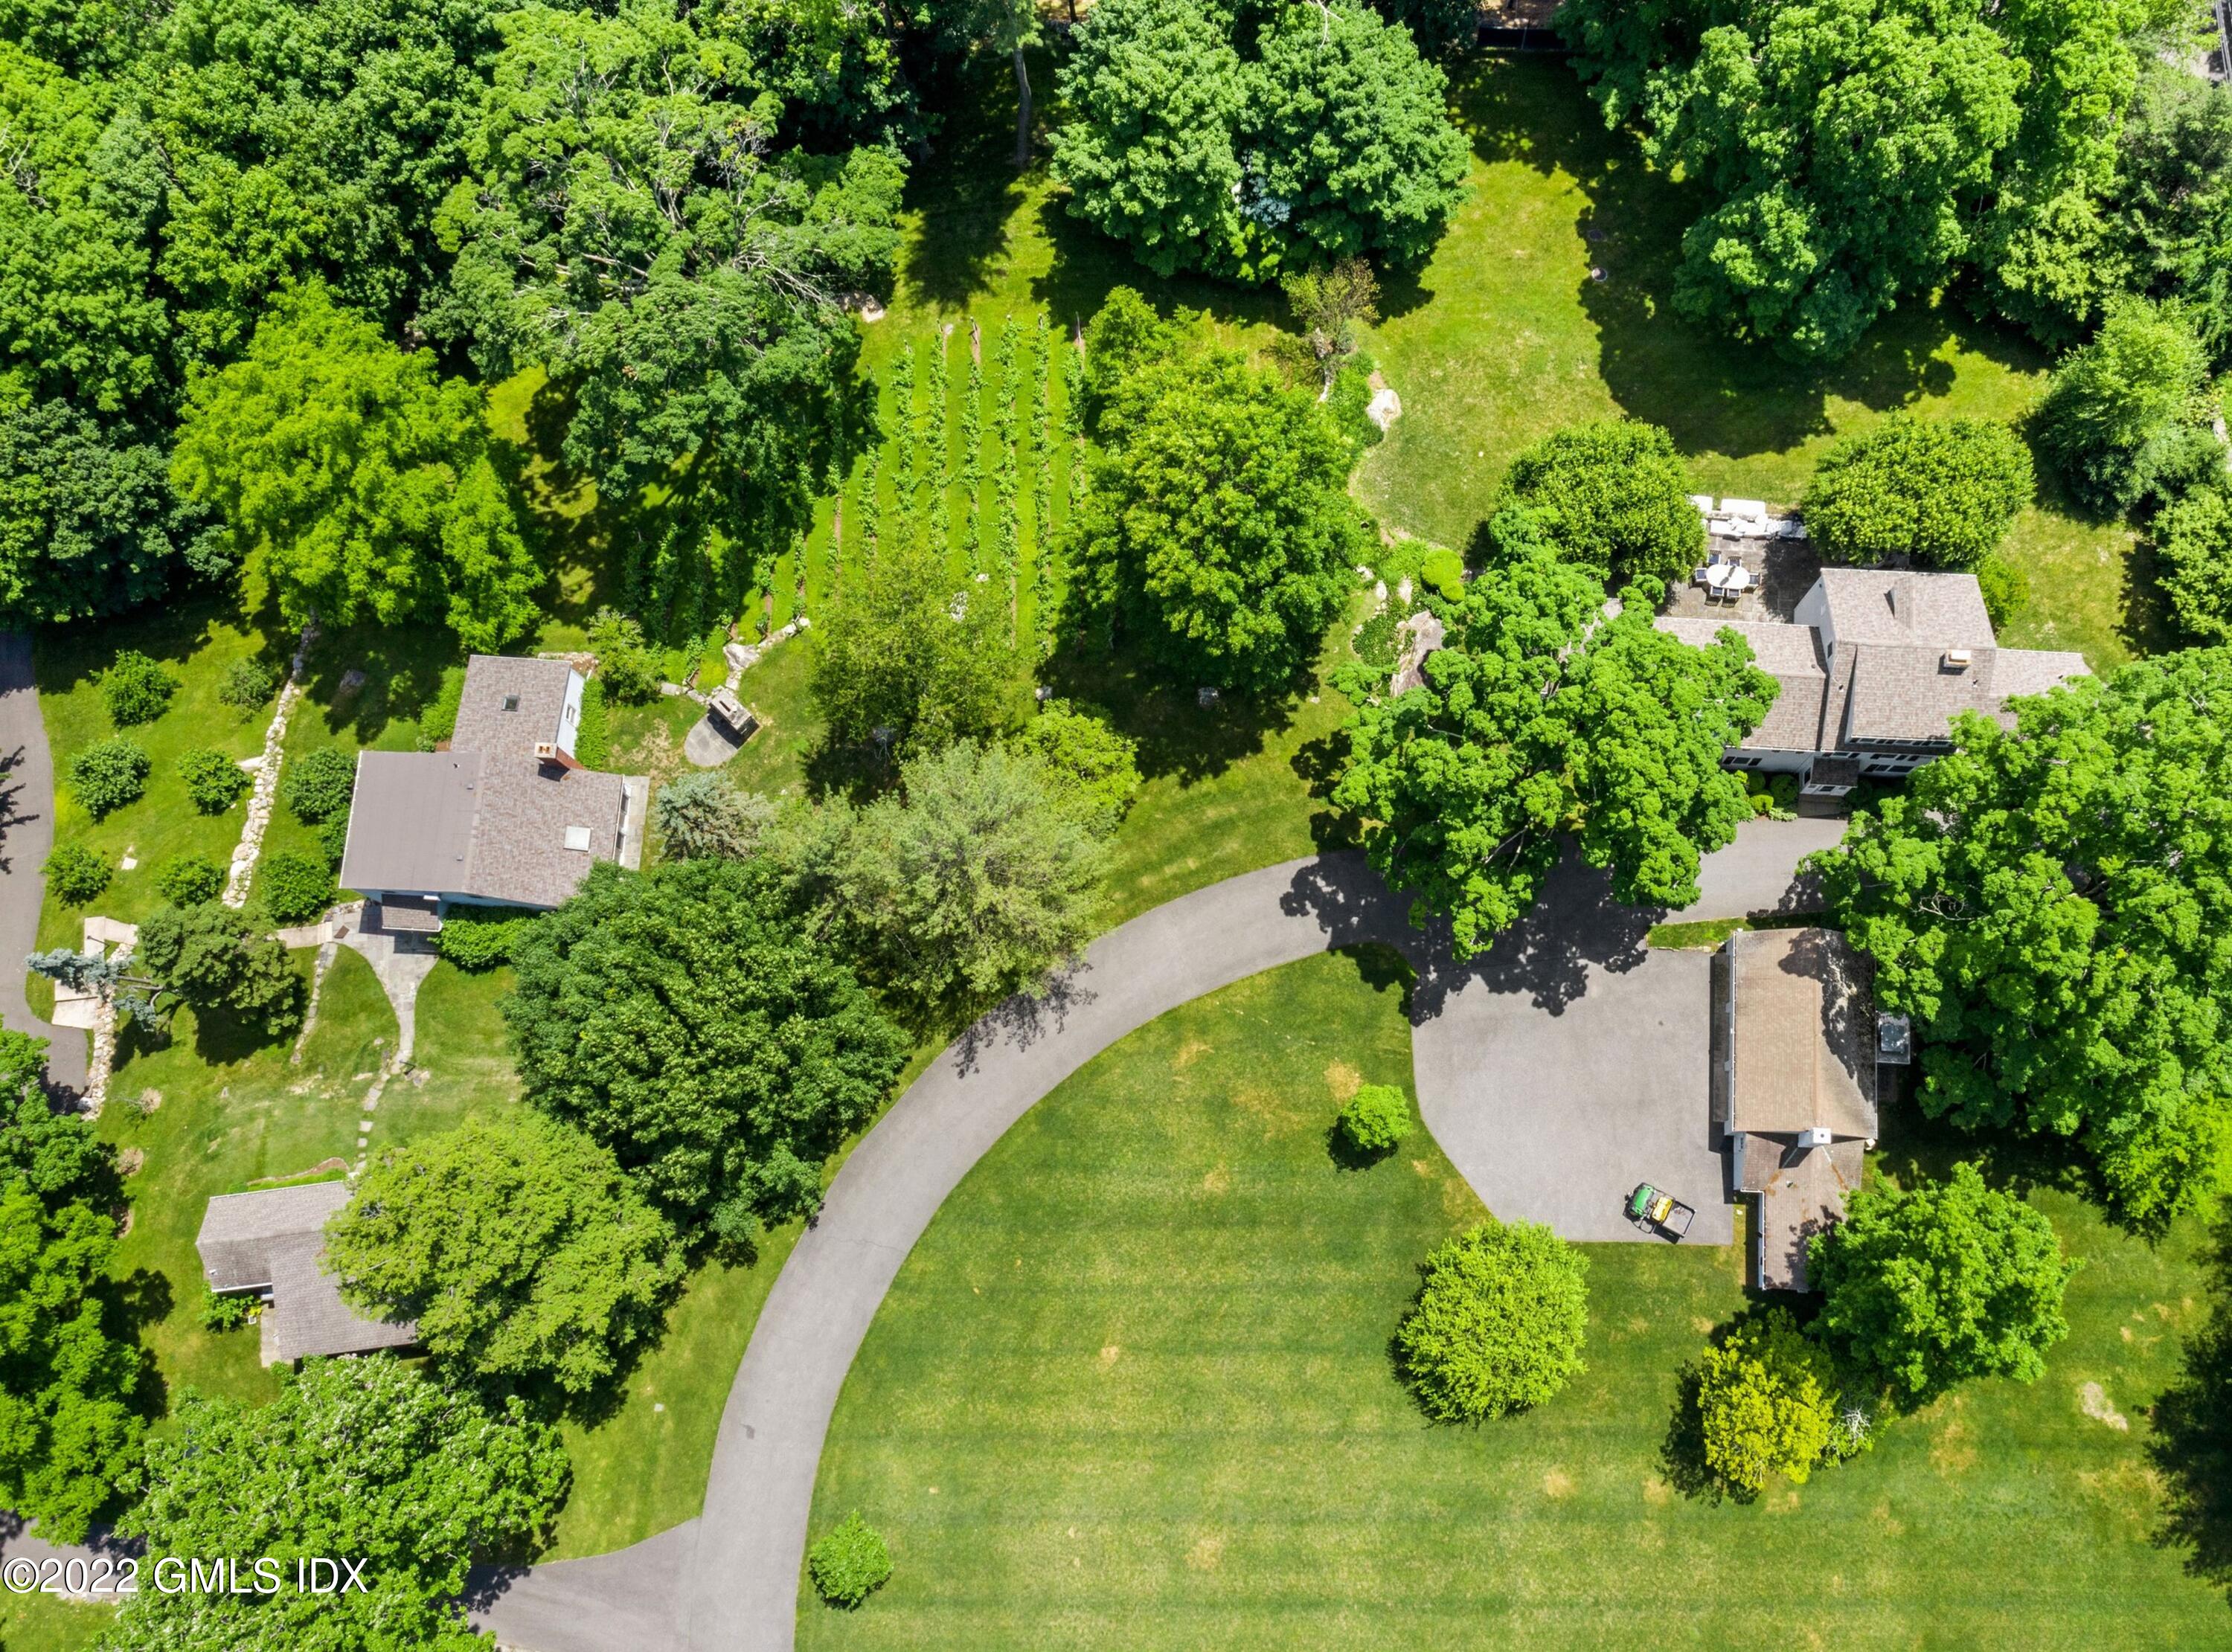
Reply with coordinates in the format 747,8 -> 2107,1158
1039,640 -> 1318,788
1867,1066 -> 2092,1212
1448,52 -> 2047,472
2149,1215 -> 2232,1604
31,591 -> 291,701
300,622 -> 458,749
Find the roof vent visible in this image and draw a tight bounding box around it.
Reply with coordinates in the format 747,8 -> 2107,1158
1797,1126 -> 1833,1150
1943,649 -> 1972,671
534,741 -> 558,760
563,825 -> 592,852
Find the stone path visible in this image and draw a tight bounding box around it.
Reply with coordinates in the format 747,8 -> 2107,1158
222,623 -> 317,910
472,820 -> 1833,1652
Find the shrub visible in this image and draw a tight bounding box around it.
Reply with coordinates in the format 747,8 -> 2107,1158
418,668 -> 465,746
1501,420 -> 1702,588
1352,603 -> 1402,671
1335,1082 -> 1411,1157
176,748 -> 250,814
199,1288 -> 251,1332
1802,416 -> 2033,571
2154,480 -> 2232,643
1745,773 -> 1797,820
318,814 -> 352,868
589,608 -> 664,704
1010,703 -> 1143,840
1977,551 -> 2030,629
807,1513 -> 892,1608
434,905 -> 540,971
1693,1308 -> 1855,1499
102,649 -> 178,726
259,852 -> 336,925
1396,1219 -> 1589,1421
217,657 -> 278,713
68,738 -> 150,818
1417,547 -> 1465,602
2033,298 -> 2210,515
282,746 -> 356,824
573,678 -> 610,770
155,855 -> 226,907
45,843 -> 111,905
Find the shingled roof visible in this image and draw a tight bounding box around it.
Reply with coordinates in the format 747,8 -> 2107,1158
196,1182 -> 416,1365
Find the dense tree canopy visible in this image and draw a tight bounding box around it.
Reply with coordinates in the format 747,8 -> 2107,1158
1053,0 -> 1466,281
1498,420 -> 1702,588
505,858 -> 909,1239
1812,650 -> 2232,1231
135,900 -> 305,1038
437,0 -> 905,634
173,283 -> 539,649
1558,0 -> 2158,359
328,1113 -> 686,1397
1062,293 -> 1369,690
103,1357 -> 568,1652
2155,479 -> 2232,643
1335,539 -> 1774,957
2033,297 -> 2216,515
1810,1163 -> 2076,1405
1802,415 -> 2034,571
0,1050 -> 140,1544
2107,65 -> 2232,370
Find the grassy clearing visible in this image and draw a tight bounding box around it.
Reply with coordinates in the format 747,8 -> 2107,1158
0,1587 -> 109,1651
801,948 -> 2225,1650
1350,54 -> 2142,672
401,961 -> 525,1133
97,946 -> 396,1409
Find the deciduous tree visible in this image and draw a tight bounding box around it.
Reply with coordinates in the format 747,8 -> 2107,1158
1499,420 -> 1702,588
1811,652 -> 2232,1231
103,1357 -> 568,1652
328,1113 -> 685,1396
1335,542 -> 1773,957
173,283 -> 540,648
1396,1219 -> 1588,1421
2033,297 -> 2213,515
1802,415 -> 2033,571
504,858 -> 908,1238
1810,1163 -> 2076,1405
135,901 -> 305,1038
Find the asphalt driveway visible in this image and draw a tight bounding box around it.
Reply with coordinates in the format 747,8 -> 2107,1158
0,631 -> 88,1094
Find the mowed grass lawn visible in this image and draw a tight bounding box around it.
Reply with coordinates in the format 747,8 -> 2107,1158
801,949 -> 2227,1650
1352,54 -> 2149,671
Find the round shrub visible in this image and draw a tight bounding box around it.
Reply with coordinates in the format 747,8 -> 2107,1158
155,854 -> 227,907
807,1512 -> 892,1608
318,814 -> 351,868
282,747 -> 356,824
217,656 -> 278,713
199,1288 -> 251,1332
1335,1082 -> 1411,1157
68,737 -> 150,819
589,607 -> 664,704
1417,547 -> 1465,602
176,748 -> 250,814
1010,703 -> 1142,840
102,649 -> 178,726
1501,420 -> 1702,589
1396,1219 -> 1589,1422
434,906 -> 539,971
1802,415 -> 2033,571
45,842 -> 111,905
259,852 -> 336,925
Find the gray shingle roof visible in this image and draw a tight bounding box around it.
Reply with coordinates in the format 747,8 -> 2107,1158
452,655 -> 578,759
196,1182 -> 417,1363
339,751 -> 481,899
463,756 -> 627,910
1814,567 -> 1995,649
1725,928 -> 1877,1142
1655,617 -> 1827,751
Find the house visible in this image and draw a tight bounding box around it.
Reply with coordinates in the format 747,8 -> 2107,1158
1656,568 -> 2090,798
1716,928 -> 1879,1291
195,1181 -> 415,1366
338,655 -> 647,931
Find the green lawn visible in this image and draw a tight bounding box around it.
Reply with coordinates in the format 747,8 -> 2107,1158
1350,54 -> 2143,672
801,948 -> 2228,1650
0,1585 -> 109,1652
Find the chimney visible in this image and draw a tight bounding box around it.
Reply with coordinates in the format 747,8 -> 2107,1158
1943,649 -> 1972,672
534,740 -> 581,772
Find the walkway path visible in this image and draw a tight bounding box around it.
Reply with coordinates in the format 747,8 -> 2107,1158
472,819 -> 1834,1652
0,632 -> 89,1096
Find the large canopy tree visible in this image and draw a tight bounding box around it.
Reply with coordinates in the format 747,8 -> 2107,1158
104,1357 -> 568,1652
327,1112 -> 687,1398
1333,540 -> 1774,957
1812,648 -> 2232,1232
1061,292 -> 1369,690
504,858 -> 909,1241
1557,0 -> 2152,359
172,281 -> 539,649
437,0 -> 905,635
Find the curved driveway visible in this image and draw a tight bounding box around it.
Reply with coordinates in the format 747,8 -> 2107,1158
472,820 -> 1838,1652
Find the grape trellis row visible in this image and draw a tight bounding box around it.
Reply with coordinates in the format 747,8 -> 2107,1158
799,310 -> 1084,655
